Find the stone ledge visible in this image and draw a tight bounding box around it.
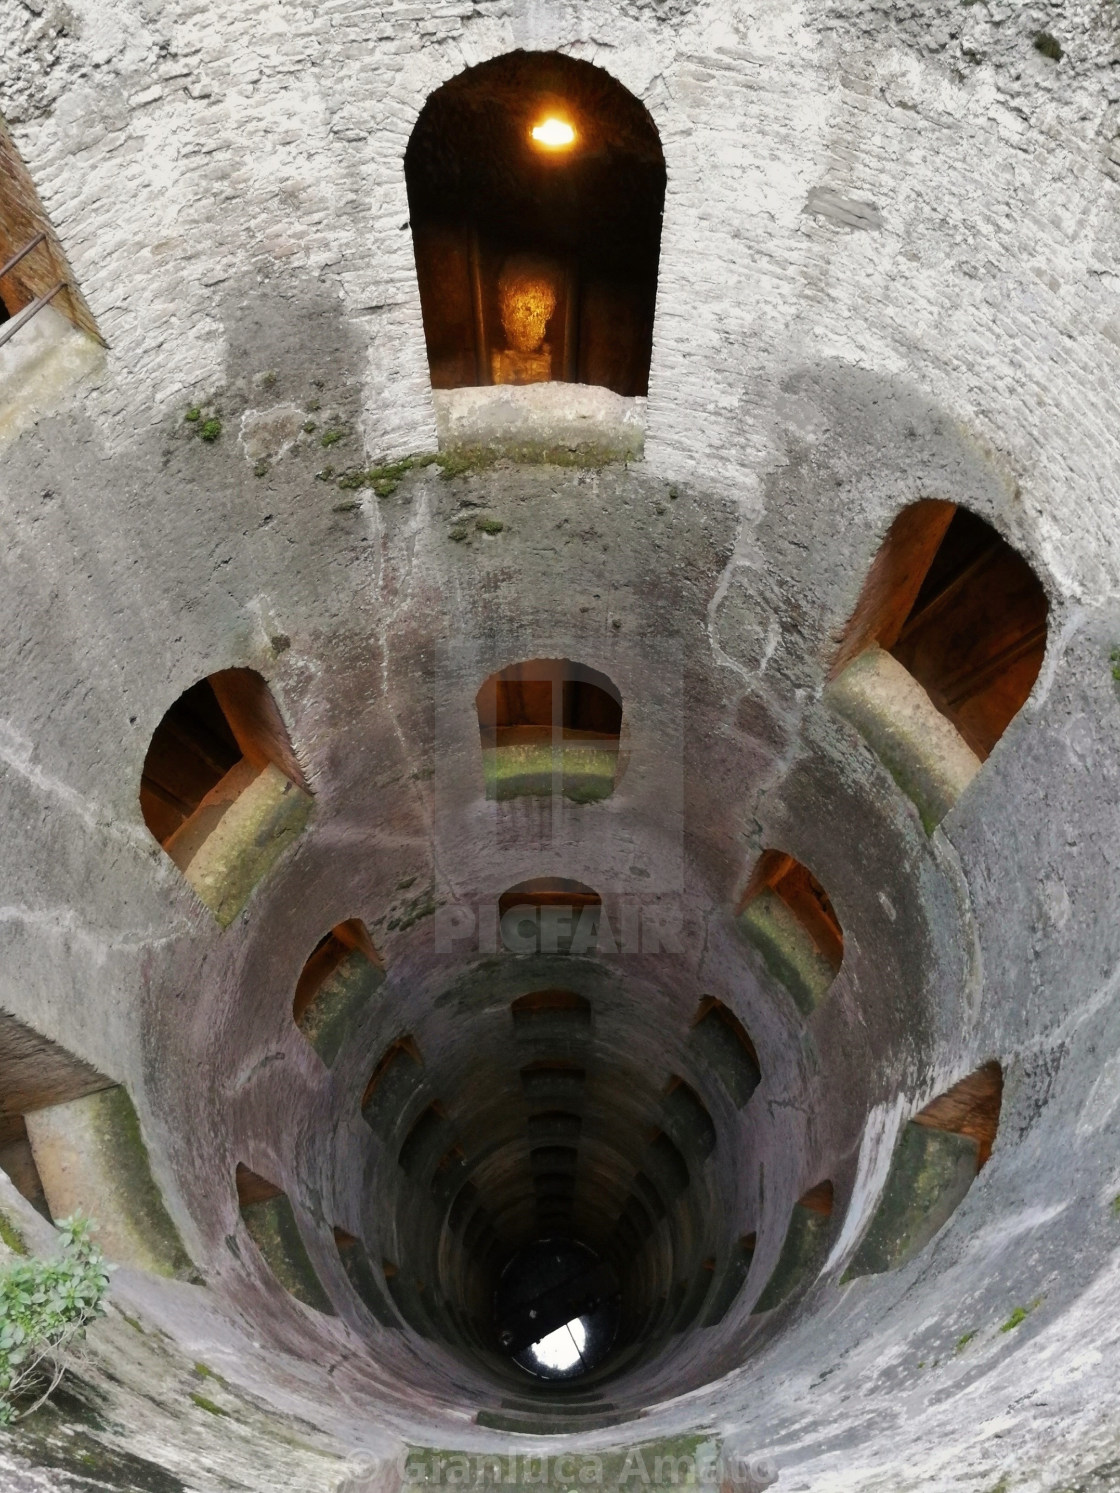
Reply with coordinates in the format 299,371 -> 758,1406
432,383 -> 645,464
844,1123 -> 979,1280
826,646 -> 981,832
0,304 -> 103,447
736,890 -> 837,1016
24,1086 -> 194,1278
165,760 -> 313,927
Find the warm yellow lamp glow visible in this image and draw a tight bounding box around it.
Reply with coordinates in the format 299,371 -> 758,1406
531,117 -> 576,150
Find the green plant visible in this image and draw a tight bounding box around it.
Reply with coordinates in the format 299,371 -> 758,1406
1110,647 -> 1120,683
1000,1298 -> 1042,1333
1033,31 -> 1062,60
320,428 -> 345,448
184,407 -> 201,423
189,1391 -> 229,1416
475,516 -> 504,535
1111,1193 -> 1120,1217
199,418 -> 222,443
0,1215 -> 110,1424
955,1330 -> 977,1353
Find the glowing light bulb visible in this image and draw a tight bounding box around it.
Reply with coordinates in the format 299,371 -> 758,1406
531,117 -> 576,150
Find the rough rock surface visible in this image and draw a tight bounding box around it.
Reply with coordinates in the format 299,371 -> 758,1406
0,2 -> 1118,1490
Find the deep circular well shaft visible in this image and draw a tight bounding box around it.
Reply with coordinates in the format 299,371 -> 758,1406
1,5 -> 1120,1491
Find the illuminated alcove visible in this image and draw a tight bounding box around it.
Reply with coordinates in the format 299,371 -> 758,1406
404,50 -> 666,396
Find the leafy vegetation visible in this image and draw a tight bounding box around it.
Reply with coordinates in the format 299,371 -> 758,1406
0,1216 -> 110,1424
1000,1297 -> 1042,1333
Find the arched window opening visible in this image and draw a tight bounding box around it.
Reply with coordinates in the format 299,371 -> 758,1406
703,1234 -> 756,1327
520,1060 -> 586,1107
381,1258 -> 434,1338
661,1077 -> 717,1161
397,1102 -> 456,1180
235,1164 -> 334,1313
361,1036 -> 424,1137
738,850 -> 843,1015
0,1009 -> 111,1221
499,878 -> 603,954
753,1180 -> 834,1314
527,1110 -> 582,1143
292,919 -> 383,1066
334,1227 -> 399,1329
645,1131 -> 690,1198
845,1062 -> 1003,1280
405,51 -> 665,397
140,669 -> 313,926
511,989 -> 592,1046
476,659 -> 622,803
689,998 -> 761,1109
673,1259 -> 716,1333
831,502 -> 1048,829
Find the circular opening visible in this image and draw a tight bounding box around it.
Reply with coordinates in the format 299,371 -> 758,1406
494,1237 -> 620,1381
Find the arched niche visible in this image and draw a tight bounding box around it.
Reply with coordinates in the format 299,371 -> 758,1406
139,668 -> 312,926
404,51 -> 666,397
476,658 -> 623,802
688,998 -> 761,1110
235,1165 -> 334,1314
292,919 -> 383,1068
845,1062 -> 1002,1280
829,502 -> 1049,829
737,849 -> 843,1016
499,878 -> 602,954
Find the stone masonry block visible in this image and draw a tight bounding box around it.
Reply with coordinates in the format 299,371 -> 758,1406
165,760 -> 313,927
844,1122 -> 980,1280
826,646 -> 981,833
737,889 -> 836,1016
24,1085 -> 194,1278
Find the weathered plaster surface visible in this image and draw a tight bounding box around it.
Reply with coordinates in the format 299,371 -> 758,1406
0,0 -> 1118,1489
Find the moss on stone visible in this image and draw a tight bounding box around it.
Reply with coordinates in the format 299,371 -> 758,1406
737,889 -> 836,1015
482,742 -> 617,804
844,1123 -> 979,1280
168,761 -> 313,928
199,417 -> 222,442
1000,1299 -> 1042,1332
298,951 -> 384,1068
189,1392 -> 229,1416
1033,30 -> 1062,60
0,1206 -> 27,1255
241,1192 -> 335,1315
475,516 -> 504,534
753,1201 -> 830,1313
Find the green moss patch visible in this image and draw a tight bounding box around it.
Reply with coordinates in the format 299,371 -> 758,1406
1033,31 -> 1062,60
